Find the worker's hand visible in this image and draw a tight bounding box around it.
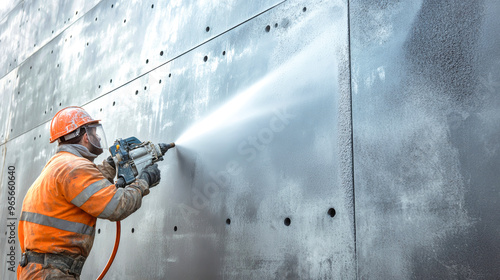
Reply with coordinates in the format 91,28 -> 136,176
106,156 -> 116,169
98,157 -> 116,183
138,164 -> 161,188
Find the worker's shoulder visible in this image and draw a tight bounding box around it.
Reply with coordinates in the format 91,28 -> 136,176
51,151 -> 96,169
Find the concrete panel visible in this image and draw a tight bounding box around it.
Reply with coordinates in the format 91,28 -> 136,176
0,3 -> 23,76
352,0 -> 500,279
81,0 -> 353,278
0,0 -> 101,79
0,0 -> 22,21
16,0 -> 102,64
0,70 -> 17,145
6,0 -> 284,140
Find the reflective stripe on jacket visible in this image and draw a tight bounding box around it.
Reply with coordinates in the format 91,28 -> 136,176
18,144 -> 149,258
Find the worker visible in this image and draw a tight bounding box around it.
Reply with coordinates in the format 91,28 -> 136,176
17,106 -> 161,279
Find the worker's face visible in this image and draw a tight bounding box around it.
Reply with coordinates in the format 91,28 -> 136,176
86,127 -> 101,147
84,124 -> 107,155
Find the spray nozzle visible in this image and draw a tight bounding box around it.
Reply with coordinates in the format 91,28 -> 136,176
159,142 -> 175,155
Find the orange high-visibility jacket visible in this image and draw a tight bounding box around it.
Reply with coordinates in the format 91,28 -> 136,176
18,144 -> 148,276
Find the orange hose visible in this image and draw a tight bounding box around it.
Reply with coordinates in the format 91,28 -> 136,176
96,221 -> 121,280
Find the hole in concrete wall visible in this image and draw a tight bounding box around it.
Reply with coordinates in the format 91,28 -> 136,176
112,101 -> 116,106
59,103 -> 62,106
131,228 -> 134,233
86,42 -> 89,46
226,218 -> 231,225
52,30 -> 54,34
30,66 -> 32,70
204,56 -> 208,62
206,26 -> 210,32
34,137 -> 36,141
222,51 -> 226,56
169,73 -> 171,78
265,25 -> 271,32
51,50 -> 53,53
174,226 -> 177,231
284,217 -> 291,226
124,19 -> 126,23
151,4 -> 154,8
100,108 -> 103,112
57,64 -> 60,67
159,79 -> 162,84
97,229 -> 101,234
160,51 -> 164,56
275,23 -> 278,28
303,7 -> 307,12
95,17 -> 98,21
144,86 -> 147,90
18,91 -> 20,95
146,59 -> 149,64
98,85 -> 101,89
39,135 -> 41,138
135,90 -> 139,95
76,11 -> 78,15
111,4 -> 114,8
328,208 -> 336,218
110,79 -> 113,83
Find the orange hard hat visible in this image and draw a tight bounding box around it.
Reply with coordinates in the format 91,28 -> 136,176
49,106 -> 100,143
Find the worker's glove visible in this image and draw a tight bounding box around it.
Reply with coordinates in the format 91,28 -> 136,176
138,164 -> 161,188
98,157 -> 117,183
106,156 -> 116,169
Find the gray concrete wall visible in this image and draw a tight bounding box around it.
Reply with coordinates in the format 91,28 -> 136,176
352,1 -> 500,278
0,0 -> 498,279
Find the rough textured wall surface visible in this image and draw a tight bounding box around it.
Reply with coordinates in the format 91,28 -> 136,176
352,0 -> 500,279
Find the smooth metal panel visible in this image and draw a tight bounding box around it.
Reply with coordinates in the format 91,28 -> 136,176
352,0 -> 500,278
7,0 -> 282,141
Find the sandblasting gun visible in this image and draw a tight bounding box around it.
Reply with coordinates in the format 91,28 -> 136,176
109,137 -> 175,188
